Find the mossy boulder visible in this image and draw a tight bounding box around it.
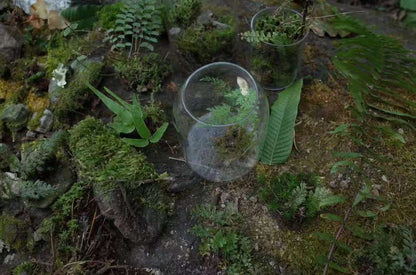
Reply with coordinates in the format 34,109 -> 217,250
0,104 -> 30,136
69,117 -> 170,243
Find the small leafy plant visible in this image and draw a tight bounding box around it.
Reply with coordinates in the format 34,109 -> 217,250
191,203 -> 256,274
259,172 -> 341,222
167,0 -> 202,27
87,83 -> 168,147
104,0 -> 162,55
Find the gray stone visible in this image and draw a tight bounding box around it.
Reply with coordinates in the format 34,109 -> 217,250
168,27 -> 183,38
36,109 -> 54,133
0,172 -> 21,199
0,104 -> 30,131
25,130 -> 37,138
0,24 -> 24,62
48,79 -> 62,104
197,11 -> 214,26
93,184 -> 168,244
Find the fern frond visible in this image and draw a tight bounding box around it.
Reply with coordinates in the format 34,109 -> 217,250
332,16 -> 416,127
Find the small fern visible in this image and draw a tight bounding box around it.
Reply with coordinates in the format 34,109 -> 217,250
104,0 -> 162,55
20,180 -> 55,200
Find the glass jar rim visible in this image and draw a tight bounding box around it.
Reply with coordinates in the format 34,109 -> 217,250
250,7 -> 310,47
181,62 -> 260,127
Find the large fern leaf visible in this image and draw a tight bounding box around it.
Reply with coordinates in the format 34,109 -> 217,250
332,16 -> 416,126
259,79 -> 303,165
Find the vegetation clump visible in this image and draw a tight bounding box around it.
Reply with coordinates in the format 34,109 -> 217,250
167,0 -> 202,27
114,53 -> 171,93
53,61 -> 103,123
191,203 -> 256,274
68,117 -> 158,191
96,2 -> 124,30
259,172 -> 334,222
361,225 -> 416,274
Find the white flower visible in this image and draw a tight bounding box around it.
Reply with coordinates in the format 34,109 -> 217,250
52,63 -> 67,88
237,76 -> 249,96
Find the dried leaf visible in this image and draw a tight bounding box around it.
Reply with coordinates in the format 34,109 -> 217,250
48,10 -> 70,30
28,14 -> 45,29
30,0 -> 48,20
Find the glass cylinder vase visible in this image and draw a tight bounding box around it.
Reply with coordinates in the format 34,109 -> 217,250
173,62 -> 268,182
249,7 -> 309,91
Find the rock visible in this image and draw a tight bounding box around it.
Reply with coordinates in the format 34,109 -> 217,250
168,27 -> 183,41
36,109 -> 54,133
93,184 -> 168,244
0,24 -> 24,62
0,104 -> 30,132
25,130 -> 37,138
48,78 -> 62,104
0,172 -> 21,199
197,11 -> 214,26
212,21 -> 231,30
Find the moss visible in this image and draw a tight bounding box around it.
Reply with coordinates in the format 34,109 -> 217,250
0,213 -> 29,252
26,110 -> 43,131
176,15 -> 235,64
68,117 -> 158,191
96,2 -> 124,30
54,61 -> 103,123
168,0 -> 202,28
0,80 -> 23,102
25,92 -> 49,113
20,130 -> 67,180
114,53 -> 171,93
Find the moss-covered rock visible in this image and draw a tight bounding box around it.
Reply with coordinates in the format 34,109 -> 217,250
0,104 -> 30,139
53,61 -> 103,123
0,213 -> 30,252
69,117 -> 169,243
20,130 -> 67,180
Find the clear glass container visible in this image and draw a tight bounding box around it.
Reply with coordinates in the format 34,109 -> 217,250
249,7 -> 309,91
173,62 -> 269,182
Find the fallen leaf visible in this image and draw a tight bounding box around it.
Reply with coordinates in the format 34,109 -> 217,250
28,14 -> 45,29
30,0 -> 48,20
48,10 -> 70,30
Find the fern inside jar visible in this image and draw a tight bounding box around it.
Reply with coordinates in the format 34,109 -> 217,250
241,5 -> 309,91
173,62 -> 269,182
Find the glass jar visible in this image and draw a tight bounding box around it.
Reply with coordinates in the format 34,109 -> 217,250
173,62 -> 269,182
249,7 -> 309,91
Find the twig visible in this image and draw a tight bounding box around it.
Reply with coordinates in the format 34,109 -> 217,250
169,157 -> 186,162
88,208 -> 98,242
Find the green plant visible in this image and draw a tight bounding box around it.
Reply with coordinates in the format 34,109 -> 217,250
13,262 -> 35,275
366,226 -> 416,274
19,130 -> 67,179
114,52 -> 171,92
96,2 -> 124,30
19,180 -> 55,200
61,5 -> 102,30
259,172 -> 338,221
201,77 -> 257,126
167,0 -> 202,27
87,84 -> 168,147
104,0 -> 162,55
259,79 -> 303,165
332,16 -> 416,129
241,13 -> 304,46
401,0 -> 416,28
68,117 -> 158,191
191,203 -> 256,274
176,16 -> 235,64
